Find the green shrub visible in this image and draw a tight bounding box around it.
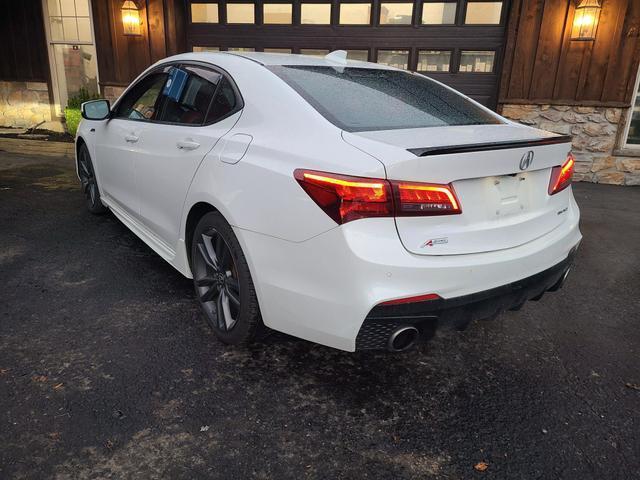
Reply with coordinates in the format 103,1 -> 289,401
65,87 -> 101,136
64,107 -> 82,137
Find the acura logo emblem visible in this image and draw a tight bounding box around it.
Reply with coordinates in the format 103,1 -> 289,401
519,150 -> 534,170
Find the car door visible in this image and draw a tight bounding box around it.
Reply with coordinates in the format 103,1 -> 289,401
133,64 -> 243,247
94,68 -> 169,218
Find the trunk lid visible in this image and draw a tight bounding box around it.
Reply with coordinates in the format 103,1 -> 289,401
343,124 -> 573,255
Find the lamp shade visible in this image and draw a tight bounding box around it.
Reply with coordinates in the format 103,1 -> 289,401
122,0 -> 142,36
571,0 -> 601,41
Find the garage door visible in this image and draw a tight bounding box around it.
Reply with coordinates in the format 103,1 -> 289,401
186,0 -> 511,108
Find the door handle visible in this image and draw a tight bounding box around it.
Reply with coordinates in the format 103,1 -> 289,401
124,134 -> 139,143
176,140 -> 200,151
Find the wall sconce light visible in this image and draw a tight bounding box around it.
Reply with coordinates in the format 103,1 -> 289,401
571,0 -> 602,41
122,0 -> 142,36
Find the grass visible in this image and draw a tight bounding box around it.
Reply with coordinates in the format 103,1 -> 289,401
64,107 -> 81,137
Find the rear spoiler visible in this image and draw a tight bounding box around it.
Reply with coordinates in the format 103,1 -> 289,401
408,135 -> 572,157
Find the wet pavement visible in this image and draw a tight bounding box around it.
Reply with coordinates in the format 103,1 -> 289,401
0,151 -> 639,479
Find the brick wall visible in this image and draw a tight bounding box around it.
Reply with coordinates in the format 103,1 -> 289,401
501,104 -> 639,186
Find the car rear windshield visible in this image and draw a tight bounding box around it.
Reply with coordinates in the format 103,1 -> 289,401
268,66 -> 502,132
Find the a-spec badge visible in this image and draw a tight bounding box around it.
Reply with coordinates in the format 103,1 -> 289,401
421,237 -> 448,248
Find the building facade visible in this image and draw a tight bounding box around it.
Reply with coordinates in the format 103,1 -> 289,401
1,0 -> 638,184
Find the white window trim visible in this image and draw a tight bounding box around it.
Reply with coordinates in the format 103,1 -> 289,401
41,0 -> 101,116
622,62 -> 640,149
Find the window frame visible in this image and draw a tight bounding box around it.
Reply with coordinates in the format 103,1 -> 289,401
621,63 -> 640,150
111,61 -> 244,128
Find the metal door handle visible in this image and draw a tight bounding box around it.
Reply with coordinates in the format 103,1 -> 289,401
177,140 -> 200,151
124,134 -> 139,143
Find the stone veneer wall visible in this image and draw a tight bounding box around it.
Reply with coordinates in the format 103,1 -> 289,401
501,104 -> 639,186
0,81 -> 63,132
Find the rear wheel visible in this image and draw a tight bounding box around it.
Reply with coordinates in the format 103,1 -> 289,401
77,143 -> 108,215
191,212 -> 261,345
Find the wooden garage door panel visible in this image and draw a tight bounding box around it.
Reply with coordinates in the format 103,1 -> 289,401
185,0 -> 511,109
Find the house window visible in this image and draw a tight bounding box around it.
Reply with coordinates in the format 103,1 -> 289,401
379,3 -> 413,25
301,3 -> 331,24
191,3 -> 219,23
624,67 -> 640,147
421,1 -> 456,24
417,50 -> 451,72
339,3 -> 371,25
377,50 -> 409,69
459,50 -> 495,72
465,1 -> 502,24
226,3 -> 255,23
263,4 -> 292,24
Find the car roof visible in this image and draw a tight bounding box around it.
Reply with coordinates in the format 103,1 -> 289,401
177,51 -> 397,70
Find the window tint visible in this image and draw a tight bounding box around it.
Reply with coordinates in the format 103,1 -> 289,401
115,72 -> 167,120
269,66 -> 501,132
206,77 -> 237,124
158,67 -> 220,125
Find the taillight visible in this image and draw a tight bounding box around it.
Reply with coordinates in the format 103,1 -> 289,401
393,182 -> 461,216
295,169 -> 462,224
294,170 -> 393,224
548,153 -> 575,195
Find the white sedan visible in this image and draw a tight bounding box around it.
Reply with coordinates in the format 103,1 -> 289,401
76,51 -> 581,352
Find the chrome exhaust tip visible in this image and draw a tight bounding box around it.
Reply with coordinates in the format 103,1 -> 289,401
387,326 -> 419,352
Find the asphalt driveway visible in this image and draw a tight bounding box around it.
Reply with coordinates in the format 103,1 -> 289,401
0,151 -> 638,479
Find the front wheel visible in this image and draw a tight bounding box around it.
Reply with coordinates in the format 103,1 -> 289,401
77,143 -> 108,215
191,212 -> 262,345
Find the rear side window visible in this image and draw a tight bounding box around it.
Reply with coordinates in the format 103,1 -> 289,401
269,66 -> 502,132
206,77 -> 237,123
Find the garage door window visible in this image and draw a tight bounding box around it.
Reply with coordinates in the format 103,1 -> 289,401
263,3 -> 292,24
227,3 -> 255,23
379,3 -> 413,25
191,3 -> 219,23
301,3 -> 331,24
459,51 -> 495,72
465,1 -> 502,24
346,50 -> 369,61
421,1 -> 456,24
377,50 -> 409,69
417,50 -> 451,72
339,3 -> 371,25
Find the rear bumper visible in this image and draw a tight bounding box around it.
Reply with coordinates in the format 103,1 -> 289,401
357,247 -> 576,350
235,193 -> 581,352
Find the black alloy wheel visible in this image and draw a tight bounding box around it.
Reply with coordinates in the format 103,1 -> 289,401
78,143 -> 107,214
191,212 -> 261,344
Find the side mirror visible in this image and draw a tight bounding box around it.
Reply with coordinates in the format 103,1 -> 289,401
81,99 -> 111,120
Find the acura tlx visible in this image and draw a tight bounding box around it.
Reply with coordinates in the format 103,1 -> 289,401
75,51 -> 581,352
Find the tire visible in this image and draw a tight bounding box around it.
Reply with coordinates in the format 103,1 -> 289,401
77,143 -> 108,215
190,211 -> 262,345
